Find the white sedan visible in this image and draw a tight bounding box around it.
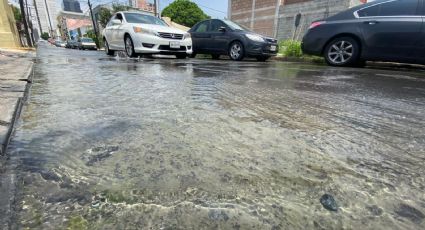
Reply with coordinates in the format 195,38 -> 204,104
102,11 -> 193,58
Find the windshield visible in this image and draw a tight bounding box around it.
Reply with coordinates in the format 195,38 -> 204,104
81,38 -> 94,42
223,20 -> 250,31
124,13 -> 168,26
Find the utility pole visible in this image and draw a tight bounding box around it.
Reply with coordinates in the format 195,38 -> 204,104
33,0 -> 43,34
19,0 -> 33,46
43,0 -> 54,37
154,0 -> 159,17
88,0 -> 99,48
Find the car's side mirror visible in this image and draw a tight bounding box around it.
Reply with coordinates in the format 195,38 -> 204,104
218,27 -> 226,32
112,19 -> 122,25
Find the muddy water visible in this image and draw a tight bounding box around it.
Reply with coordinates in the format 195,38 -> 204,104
4,45 -> 425,229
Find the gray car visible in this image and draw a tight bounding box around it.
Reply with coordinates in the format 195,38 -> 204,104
78,38 -> 97,50
302,0 -> 425,66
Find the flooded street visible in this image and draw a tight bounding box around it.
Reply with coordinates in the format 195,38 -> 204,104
2,44 -> 425,229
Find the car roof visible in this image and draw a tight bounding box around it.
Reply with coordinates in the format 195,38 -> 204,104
327,0 -> 393,20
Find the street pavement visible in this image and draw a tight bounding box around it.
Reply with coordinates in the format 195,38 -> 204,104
1,44 -> 425,229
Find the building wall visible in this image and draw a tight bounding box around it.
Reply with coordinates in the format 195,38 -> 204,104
276,0 -> 363,41
230,0 -> 280,37
0,0 -> 21,47
34,0 -> 60,37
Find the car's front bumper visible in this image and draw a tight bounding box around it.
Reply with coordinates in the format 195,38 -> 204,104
245,41 -> 279,57
132,33 -> 193,55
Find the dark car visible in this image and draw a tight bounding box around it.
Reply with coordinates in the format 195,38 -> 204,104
189,19 -> 278,61
302,0 -> 425,67
77,38 -> 97,50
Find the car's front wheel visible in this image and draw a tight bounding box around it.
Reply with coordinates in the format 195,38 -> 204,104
125,35 -> 137,58
229,41 -> 244,61
324,37 -> 360,67
104,39 -> 114,56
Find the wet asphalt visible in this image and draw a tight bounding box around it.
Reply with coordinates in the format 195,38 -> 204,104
2,43 -> 425,229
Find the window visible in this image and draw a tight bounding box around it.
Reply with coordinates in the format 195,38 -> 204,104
124,13 -> 168,26
223,20 -> 250,31
209,20 -> 228,32
194,21 -> 209,32
357,0 -> 419,17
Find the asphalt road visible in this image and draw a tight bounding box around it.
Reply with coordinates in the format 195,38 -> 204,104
3,44 -> 425,229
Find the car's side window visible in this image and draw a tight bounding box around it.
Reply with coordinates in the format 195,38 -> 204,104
209,20 -> 227,32
357,0 -> 419,17
194,21 -> 209,32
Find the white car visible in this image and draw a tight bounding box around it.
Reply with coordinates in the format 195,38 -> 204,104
102,11 -> 193,58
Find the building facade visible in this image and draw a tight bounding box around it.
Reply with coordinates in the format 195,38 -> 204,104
129,0 -> 156,13
229,0 -> 281,37
229,0 -> 366,39
0,0 -> 20,47
34,0 -> 60,37
62,0 -> 83,13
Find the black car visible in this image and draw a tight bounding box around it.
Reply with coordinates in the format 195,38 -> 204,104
189,19 -> 278,61
302,0 -> 425,67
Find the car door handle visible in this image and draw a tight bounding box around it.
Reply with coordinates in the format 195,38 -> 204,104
364,20 -> 379,25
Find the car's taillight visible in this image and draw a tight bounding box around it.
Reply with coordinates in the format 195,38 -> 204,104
309,21 -> 326,30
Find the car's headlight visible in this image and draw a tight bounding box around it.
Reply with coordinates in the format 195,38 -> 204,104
246,34 -> 264,42
183,33 -> 191,40
133,27 -> 158,36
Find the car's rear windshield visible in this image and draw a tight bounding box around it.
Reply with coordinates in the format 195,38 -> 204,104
124,13 -> 167,26
223,20 -> 250,31
81,38 -> 94,42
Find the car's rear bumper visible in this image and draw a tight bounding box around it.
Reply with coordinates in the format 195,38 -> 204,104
133,33 -> 193,55
301,31 -> 326,56
245,41 -> 278,57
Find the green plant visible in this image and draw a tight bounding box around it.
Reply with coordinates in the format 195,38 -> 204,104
11,5 -> 22,22
279,40 -> 303,58
98,7 -> 112,28
40,32 -> 49,40
161,0 -> 210,27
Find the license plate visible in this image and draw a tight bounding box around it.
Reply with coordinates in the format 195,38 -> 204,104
270,45 -> 277,51
170,41 -> 180,49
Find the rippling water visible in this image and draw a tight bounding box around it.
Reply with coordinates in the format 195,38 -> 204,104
4,45 -> 425,229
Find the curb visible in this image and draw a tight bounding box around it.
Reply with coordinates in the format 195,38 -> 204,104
0,62 -> 34,155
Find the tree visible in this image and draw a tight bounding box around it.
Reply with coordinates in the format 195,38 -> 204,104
112,4 -> 131,13
41,32 -> 49,40
161,0 -> 209,28
98,7 -> 112,28
11,5 -> 22,22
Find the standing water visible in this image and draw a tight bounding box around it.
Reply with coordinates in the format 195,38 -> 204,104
3,45 -> 425,229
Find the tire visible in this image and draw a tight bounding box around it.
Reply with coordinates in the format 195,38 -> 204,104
176,54 -> 187,59
229,41 -> 245,61
211,54 -> 220,60
125,35 -> 137,58
324,37 -> 360,67
104,39 -> 114,56
256,56 -> 270,62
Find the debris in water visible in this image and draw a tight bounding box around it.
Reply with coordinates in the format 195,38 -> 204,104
82,146 -> 119,166
320,194 -> 338,212
395,204 -> 424,223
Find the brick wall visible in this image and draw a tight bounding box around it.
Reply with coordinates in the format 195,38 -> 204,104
230,0 -> 280,37
276,0 -> 364,41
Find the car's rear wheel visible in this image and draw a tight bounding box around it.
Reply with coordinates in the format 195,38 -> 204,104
256,56 -> 270,62
229,41 -> 244,61
125,35 -> 137,58
176,54 -> 187,59
211,54 -> 220,60
104,39 -> 114,56
324,37 -> 360,67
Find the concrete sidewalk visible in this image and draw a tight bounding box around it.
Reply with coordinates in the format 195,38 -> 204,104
0,48 -> 35,155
